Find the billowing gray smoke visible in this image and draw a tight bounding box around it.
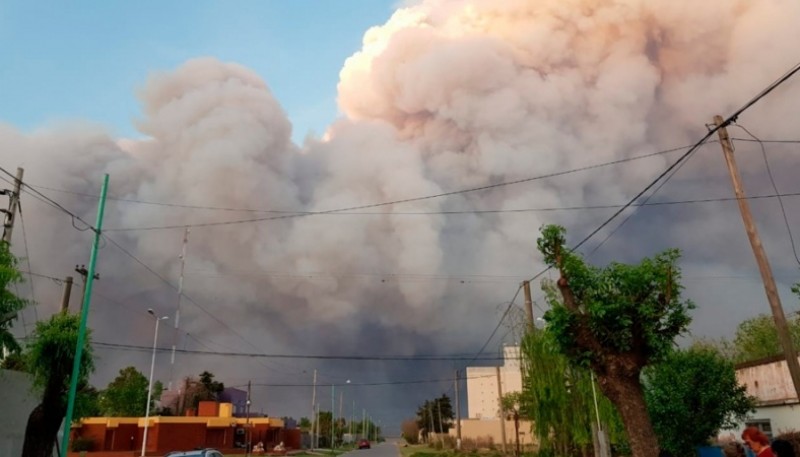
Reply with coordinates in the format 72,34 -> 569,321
2,0 -> 800,429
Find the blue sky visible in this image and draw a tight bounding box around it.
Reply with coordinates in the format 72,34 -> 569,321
0,0 -> 398,142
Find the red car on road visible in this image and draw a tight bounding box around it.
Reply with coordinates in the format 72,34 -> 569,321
358,439 -> 371,449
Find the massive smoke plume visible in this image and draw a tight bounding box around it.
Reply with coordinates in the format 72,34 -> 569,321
2,0 -> 800,427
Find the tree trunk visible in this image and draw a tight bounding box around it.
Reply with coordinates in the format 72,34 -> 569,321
597,373 -> 659,457
21,401 -> 66,457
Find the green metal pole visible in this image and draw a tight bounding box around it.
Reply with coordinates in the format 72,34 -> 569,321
60,174 -> 109,457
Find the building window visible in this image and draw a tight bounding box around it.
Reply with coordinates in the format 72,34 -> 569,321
746,419 -> 773,440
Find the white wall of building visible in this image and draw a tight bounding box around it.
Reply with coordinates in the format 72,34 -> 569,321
466,346 -> 522,419
0,369 -> 39,457
718,357 -> 800,441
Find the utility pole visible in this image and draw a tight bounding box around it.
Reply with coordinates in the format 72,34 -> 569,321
1,167 -> 22,244
170,227 -> 190,391
315,404 -> 321,449
496,366 -> 507,454
362,409 -> 366,440
714,115 -> 800,398
246,380 -> 252,457
74,265 -> 99,313
331,384 -> 335,452
455,370 -> 462,450
427,401 -> 434,443
437,398 -> 445,444
60,174 -> 109,457
60,276 -> 74,313
351,400 -> 355,440
339,390 -> 344,437
522,280 -> 534,332
310,369 -> 317,450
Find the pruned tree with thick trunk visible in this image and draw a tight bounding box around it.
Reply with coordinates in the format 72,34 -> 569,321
537,225 -> 694,457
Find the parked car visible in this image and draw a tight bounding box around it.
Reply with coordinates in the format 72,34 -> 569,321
358,439 -> 371,449
165,449 -> 224,457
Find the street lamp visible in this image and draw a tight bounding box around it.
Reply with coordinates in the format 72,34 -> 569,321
344,380 -> 351,446
142,309 -> 168,457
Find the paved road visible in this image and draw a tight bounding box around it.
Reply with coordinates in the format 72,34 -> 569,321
340,440 -> 400,457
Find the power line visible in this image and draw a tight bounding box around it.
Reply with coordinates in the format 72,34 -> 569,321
476,60 -> 800,361
247,374 -> 497,388
103,144 -> 695,232
91,341 -> 504,361
47,189 -> 800,218
586,140 -> 708,257
225,373 -> 498,388
730,138 -> 800,144
733,124 -> 800,267
0,166 -> 97,233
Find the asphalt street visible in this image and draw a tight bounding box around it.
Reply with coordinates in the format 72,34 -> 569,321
341,440 -> 400,457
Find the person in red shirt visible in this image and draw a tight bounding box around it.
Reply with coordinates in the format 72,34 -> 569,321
742,427 -> 775,457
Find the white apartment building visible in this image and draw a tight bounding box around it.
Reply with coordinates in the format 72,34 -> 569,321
466,345 -> 522,419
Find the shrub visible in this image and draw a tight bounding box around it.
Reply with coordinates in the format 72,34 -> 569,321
71,437 -> 94,452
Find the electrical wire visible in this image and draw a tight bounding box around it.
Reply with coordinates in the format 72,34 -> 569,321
585,140 -> 708,257
733,124 -> 800,267
102,144 -> 695,232
102,234 -> 344,378
224,373 -> 498,388
478,59 -> 800,363
41,189 -> 800,218
731,138 -> 800,144
0,166 -> 97,233
91,341 -> 504,361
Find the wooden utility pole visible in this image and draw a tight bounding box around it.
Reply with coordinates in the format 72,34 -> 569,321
522,281 -> 534,332
437,398 -> 444,444
454,370 -> 462,450
246,380 -> 252,457
496,366 -> 507,454
1,167 -> 22,244
74,264 -> 99,313
60,276 -> 74,313
310,369 -> 317,449
714,115 -> 800,398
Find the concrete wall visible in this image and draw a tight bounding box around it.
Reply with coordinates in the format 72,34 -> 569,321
0,369 -> 40,457
449,418 -> 535,449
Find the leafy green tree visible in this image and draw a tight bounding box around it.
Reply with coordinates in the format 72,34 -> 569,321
21,313 -> 94,457
537,225 -> 694,457
199,370 -> 224,397
317,411 -> 333,447
415,395 -> 454,439
99,366 -> 162,416
644,346 -> 754,456
76,383 -> 101,419
731,314 -> 800,363
0,242 -> 28,354
178,371 -> 225,412
518,328 -> 626,457
299,417 -> 311,431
